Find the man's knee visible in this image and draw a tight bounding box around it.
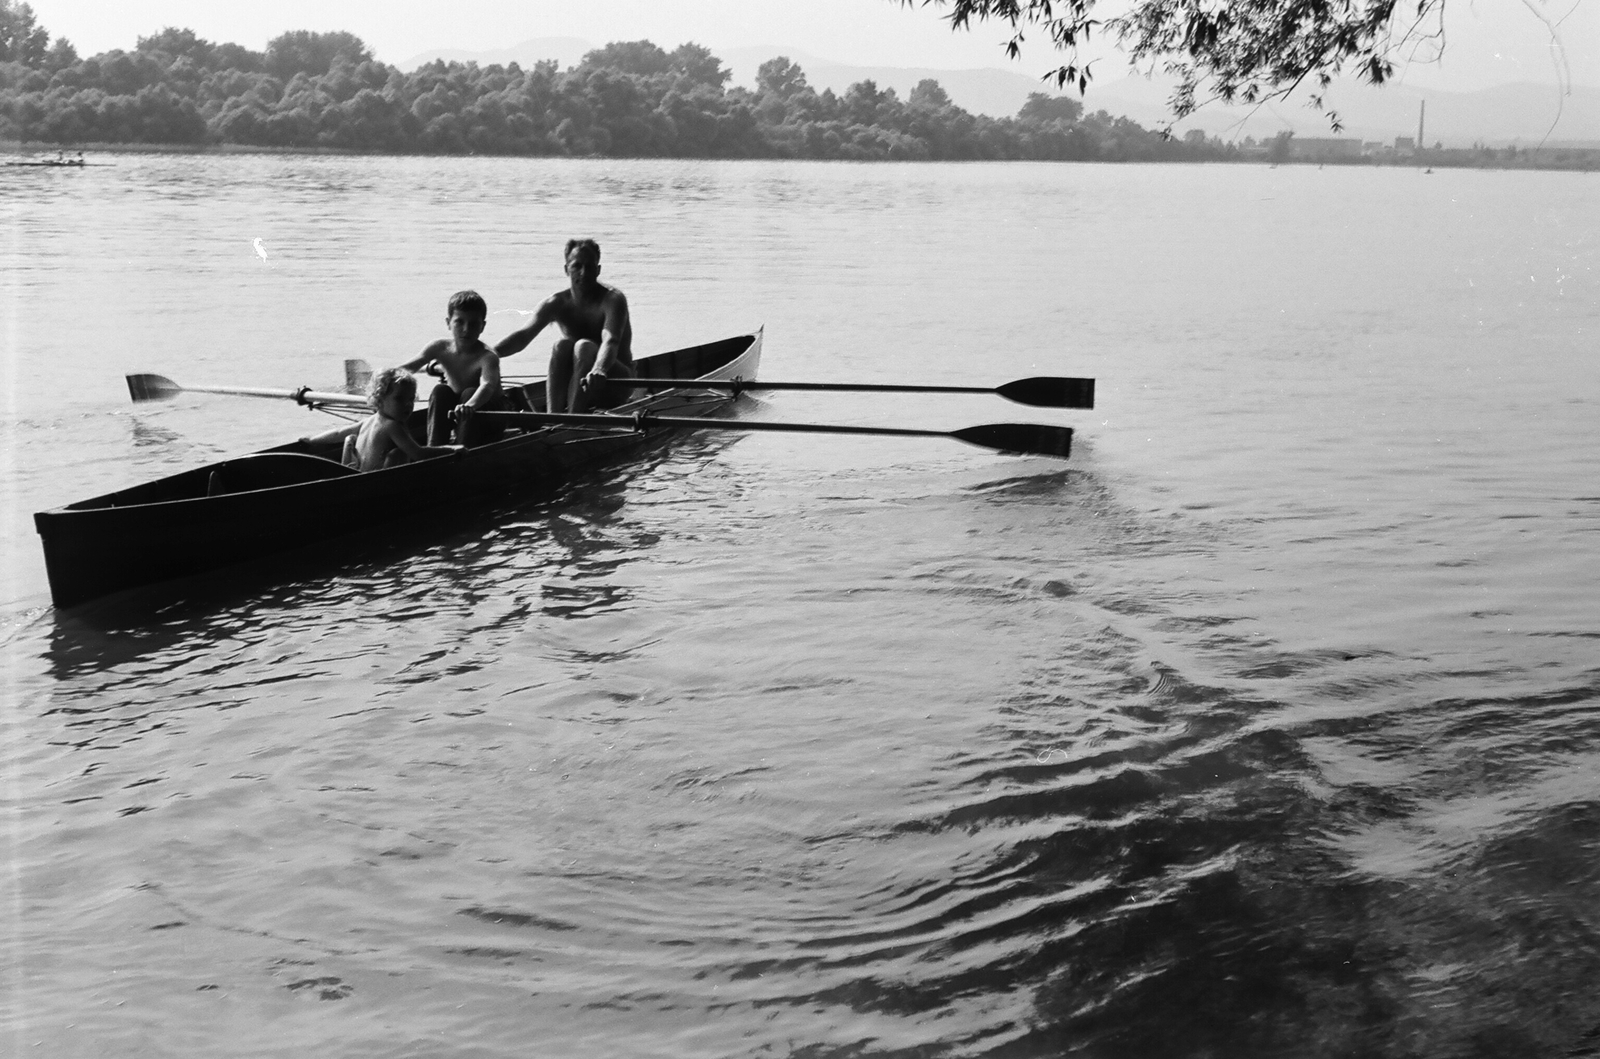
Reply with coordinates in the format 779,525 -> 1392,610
572,339 -> 599,373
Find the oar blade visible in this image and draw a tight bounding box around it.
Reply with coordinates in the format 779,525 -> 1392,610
126,373 -> 183,403
996,376 -> 1095,409
951,423 -> 1073,459
344,359 -> 372,394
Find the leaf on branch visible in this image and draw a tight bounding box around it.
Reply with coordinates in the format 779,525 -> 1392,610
901,0 -> 1447,130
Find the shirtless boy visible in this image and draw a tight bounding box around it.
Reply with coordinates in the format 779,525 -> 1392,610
341,368 -> 459,471
400,289 -> 506,447
494,239 -> 635,413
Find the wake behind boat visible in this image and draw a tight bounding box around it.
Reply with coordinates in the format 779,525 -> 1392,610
34,331 -> 764,608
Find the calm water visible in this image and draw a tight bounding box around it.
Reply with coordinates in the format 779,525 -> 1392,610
3,155 -> 1599,1057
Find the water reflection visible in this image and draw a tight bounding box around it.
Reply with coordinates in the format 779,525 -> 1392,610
127,417 -> 186,449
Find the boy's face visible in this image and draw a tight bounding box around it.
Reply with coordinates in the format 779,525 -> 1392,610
447,307 -> 487,345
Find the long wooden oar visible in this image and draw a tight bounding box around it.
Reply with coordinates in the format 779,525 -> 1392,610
609,375 -> 1095,409
126,373 -> 369,409
479,410 -> 1073,459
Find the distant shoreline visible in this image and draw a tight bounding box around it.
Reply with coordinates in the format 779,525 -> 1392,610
4,141 -> 1594,172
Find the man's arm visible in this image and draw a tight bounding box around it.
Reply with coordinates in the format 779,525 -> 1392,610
588,290 -> 630,380
494,298 -> 559,357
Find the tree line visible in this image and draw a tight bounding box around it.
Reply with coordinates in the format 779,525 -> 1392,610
0,6 -> 1231,162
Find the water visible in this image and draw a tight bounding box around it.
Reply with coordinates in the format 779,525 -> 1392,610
3,155 -> 1599,1057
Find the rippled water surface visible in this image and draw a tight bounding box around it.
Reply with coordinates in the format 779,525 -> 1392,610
3,155 -> 1599,1057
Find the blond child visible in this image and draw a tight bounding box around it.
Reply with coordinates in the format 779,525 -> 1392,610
342,368 -> 458,471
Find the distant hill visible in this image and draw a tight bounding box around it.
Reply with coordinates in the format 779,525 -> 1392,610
1088,73 -> 1600,147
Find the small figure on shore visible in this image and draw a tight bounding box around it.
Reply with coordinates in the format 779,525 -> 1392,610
400,289 -> 507,446
495,238 -> 635,413
341,367 -> 459,471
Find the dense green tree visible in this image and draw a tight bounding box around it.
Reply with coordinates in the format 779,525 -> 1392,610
136,27 -> 214,67
0,0 -> 49,66
756,57 -> 809,99
576,40 -> 671,79
667,43 -> 730,90
0,11 -> 1239,163
265,30 -> 371,80
1017,92 -> 1083,124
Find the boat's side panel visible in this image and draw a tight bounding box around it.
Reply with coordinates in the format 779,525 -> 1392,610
36,331 -> 762,608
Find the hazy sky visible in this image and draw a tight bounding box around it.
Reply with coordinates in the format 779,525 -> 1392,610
25,0 -> 1599,93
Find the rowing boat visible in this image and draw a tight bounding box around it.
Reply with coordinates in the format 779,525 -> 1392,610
34,330 -> 763,608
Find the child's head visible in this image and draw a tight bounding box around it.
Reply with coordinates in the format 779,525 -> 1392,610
446,289 -> 488,343
368,367 -> 417,414
447,289 -> 487,318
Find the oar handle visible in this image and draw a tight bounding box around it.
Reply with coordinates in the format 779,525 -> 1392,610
188,384 -> 368,408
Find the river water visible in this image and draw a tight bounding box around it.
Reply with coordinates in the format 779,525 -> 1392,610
2,155 -> 1598,1057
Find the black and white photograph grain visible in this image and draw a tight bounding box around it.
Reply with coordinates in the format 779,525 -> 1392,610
2,0 -> 1598,1054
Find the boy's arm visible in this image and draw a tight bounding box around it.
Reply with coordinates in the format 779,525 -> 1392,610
464,351 -> 502,409
398,338 -> 449,374
300,422 -> 360,445
494,298 -> 557,357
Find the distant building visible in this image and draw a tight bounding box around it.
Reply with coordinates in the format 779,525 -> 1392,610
1288,137 -> 1365,161
1394,136 -> 1416,152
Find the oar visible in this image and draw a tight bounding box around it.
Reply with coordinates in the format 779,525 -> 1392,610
344,358 -> 372,394
608,375 -> 1095,409
126,373 -> 369,409
478,410 -> 1073,459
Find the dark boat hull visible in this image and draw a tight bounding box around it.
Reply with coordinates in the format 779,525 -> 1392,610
35,331 -> 762,608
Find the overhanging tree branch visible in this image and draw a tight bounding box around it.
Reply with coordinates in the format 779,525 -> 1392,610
897,0 -> 1453,122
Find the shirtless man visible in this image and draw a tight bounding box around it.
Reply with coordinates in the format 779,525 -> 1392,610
495,239 -> 634,413
400,289 -> 505,447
